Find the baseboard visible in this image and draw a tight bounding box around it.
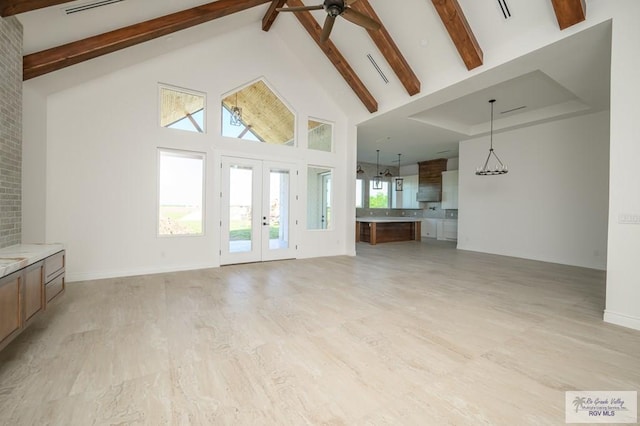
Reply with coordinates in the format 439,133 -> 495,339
66,262 -> 219,283
604,310 -> 640,331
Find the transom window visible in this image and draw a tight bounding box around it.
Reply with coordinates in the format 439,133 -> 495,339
221,79 -> 295,146
159,85 -> 205,133
308,119 -> 333,152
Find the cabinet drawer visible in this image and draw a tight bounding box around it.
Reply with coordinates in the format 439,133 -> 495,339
46,273 -> 65,303
45,251 -> 65,283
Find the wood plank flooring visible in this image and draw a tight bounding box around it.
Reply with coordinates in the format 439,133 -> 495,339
0,240 -> 638,425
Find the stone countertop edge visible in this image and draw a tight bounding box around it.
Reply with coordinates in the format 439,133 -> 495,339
356,217 -> 423,223
0,243 -> 65,279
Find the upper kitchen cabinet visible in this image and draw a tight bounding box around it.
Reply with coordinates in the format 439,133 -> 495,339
417,159 -> 448,202
400,175 -> 419,209
441,170 -> 459,210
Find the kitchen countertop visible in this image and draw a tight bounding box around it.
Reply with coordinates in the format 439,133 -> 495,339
0,243 -> 65,279
356,217 -> 422,223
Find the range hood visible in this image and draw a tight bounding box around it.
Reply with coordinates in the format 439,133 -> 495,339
416,188 -> 440,202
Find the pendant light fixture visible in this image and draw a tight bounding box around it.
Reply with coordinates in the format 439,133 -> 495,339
476,99 -> 508,175
395,153 -> 403,191
372,149 -> 383,190
230,92 -> 242,126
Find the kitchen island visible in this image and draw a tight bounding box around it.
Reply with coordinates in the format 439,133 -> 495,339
356,217 -> 421,245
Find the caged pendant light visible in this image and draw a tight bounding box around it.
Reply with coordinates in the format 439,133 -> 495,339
372,149 -> 383,190
476,99 -> 508,176
395,153 -> 403,191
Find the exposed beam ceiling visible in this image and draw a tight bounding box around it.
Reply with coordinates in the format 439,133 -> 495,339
550,0 -> 586,30
430,0 -> 483,70
286,0 -> 377,113
262,0 -> 286,31
23,0 -> 271,80
0,0 -> 74,17
349,0 -> 420,97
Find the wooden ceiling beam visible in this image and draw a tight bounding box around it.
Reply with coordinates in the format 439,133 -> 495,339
23,0 -> 271,80
286,0 -> 378,113
550,0 -> 586,30
349,0 -> 420,96
262,0 -> 287,31
0,0 -> 75,17
430,0 -> 483,70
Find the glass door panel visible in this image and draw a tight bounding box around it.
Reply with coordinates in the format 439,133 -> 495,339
228,166 -> 253,253
221,157 -> 296,265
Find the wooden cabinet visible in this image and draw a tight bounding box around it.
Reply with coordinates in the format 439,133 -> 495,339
44,251 -> 65,302
0,271 -> 22,351
441,170 -> 459,210
24,262 -> 44,324
0,250 -> 65,352
417,159 -> 448,202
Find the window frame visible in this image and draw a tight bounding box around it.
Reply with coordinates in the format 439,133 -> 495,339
158,83 -> 207,134
157,148 -> 206,238
307,117 -> 334,153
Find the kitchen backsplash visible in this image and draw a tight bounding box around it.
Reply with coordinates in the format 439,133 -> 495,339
356,206 -> 458,219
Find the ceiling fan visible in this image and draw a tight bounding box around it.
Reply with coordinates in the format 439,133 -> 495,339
277,0 -> 382,43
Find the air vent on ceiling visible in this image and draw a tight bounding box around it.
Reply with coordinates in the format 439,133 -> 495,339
65,0 -> 124,15
497,0 -> 512,20
501,105 -> 527,114
367,54 -> 389,84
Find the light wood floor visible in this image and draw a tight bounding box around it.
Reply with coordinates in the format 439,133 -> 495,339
1,240 -> 639,425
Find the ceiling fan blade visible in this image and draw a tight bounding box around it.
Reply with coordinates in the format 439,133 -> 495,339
345,0 -> 359,4
320,15 -> 336,43
341,7 -> 381,31
276,5 -> 324,12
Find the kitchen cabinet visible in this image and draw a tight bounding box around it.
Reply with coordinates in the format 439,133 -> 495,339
437,219 -> 458,241
417,159 -> 448,202
0,270 -> 22,351
421,218 -> 439,238
441,170 -> 459,209
401,175 -> 419,209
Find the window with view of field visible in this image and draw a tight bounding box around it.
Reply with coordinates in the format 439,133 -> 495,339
369,181 -> 390,208
158,150 -> 205,236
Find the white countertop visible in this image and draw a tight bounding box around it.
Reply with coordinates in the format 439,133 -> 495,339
0,243 -> 65,279
356,217 -> 422,223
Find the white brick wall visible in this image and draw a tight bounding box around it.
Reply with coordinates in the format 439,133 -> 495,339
0,16 -> 22,248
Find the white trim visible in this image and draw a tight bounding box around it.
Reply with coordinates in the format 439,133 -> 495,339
604,310 -> 640,331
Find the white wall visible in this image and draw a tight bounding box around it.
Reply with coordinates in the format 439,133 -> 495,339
24,24 -> 354,281
22,85 -> 47,243
458,111 -> 609,270
604,1 -> 640,330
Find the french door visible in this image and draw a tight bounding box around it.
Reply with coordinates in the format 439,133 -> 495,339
220,157 -> 296,265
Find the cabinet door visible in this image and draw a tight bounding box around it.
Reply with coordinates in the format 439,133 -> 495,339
441,170 -> 459,209
402,175 -> 419,209
24,262 -> 44,322
0,271 -> 22,349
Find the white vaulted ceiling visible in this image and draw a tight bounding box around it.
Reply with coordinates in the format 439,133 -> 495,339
16,0 -> 610,166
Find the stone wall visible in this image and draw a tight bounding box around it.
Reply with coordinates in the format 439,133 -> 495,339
0,16 -> 22,248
